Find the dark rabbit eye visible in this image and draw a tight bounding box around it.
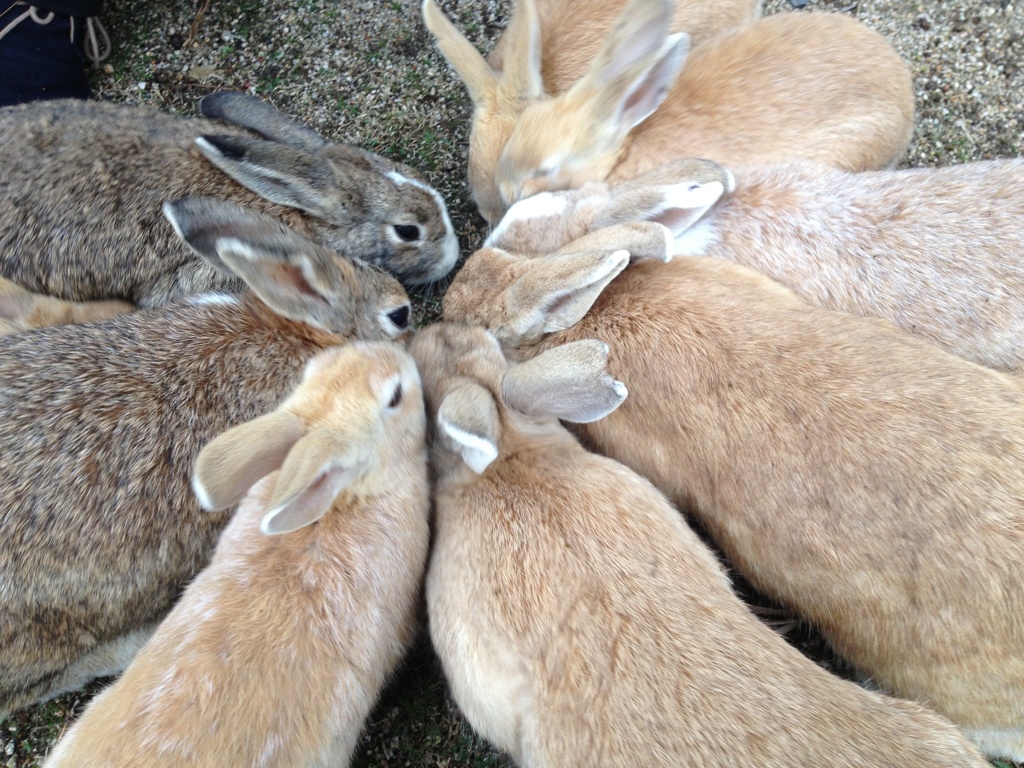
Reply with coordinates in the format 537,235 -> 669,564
394,224 -> 421,242
387,305 -> 411,329
388,383 -> 403,409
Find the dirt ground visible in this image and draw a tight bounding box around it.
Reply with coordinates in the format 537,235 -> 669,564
1,0 -> 1021,765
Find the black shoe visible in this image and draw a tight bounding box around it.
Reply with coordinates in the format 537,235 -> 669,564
0,1 -> 108,107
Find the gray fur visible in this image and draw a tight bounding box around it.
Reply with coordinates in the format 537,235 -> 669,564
0,94 -> 458,307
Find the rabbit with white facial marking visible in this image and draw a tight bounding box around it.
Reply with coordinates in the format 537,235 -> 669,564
410,321 -> 988,768
42,342 -> 429,768
490,156 -> 1024,374
440,224 -> 1024,761
424,0 -> 913,224
0,198 -> 413,718
0,91 -> 458,307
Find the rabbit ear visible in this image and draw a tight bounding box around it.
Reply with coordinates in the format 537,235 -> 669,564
261,430 -> 370,535
502,339 -> 627,423
502,247 -> 630,340
437,381 -> 500,474
197,91 -> 328,153
556,221 -> 674,263
195,135 -> 340,217
422,0 -> 500,105
496,0 -> 544,99
593,159 -> 734,237
569,0 -> 690,140
193,411 -> 306,512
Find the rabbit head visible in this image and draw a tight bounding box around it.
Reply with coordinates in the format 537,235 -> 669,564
485,157 -> 733,254
411,322 -> 626,474
193,341 -> 425,534
422,0 -> 545,225
196,92 -> 459,285
493,0 -> 689,214
163,197 -> 413,341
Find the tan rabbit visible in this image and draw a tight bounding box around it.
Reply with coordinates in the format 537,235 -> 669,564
488,156 -> 1024,374
43,342 -> 429,768
429,0 -> 761,224
0,92 -> 458,306
423,0 -> 913,224
440,230 -> 1024,761
410,320 -> 988,768
0,198 -> 412,717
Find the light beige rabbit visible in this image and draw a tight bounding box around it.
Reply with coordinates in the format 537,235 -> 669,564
0,277 -> 133,337
424,0 -> 913,224
43,341 -> 429,768
0,198 -> 412,718
0,92 -> 458,306
410,320 -> 988,768
440,227 -> 1024,761
488,156 -> 1024,374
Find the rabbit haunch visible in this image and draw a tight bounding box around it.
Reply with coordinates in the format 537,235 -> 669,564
492,156 -> 1024,374
0,93 -> 458,306
411,321 -> 987,768
424,0 -> 913,223
0,198 -> 410,717
441,232 -> 1024,761
43,342 -> 429,768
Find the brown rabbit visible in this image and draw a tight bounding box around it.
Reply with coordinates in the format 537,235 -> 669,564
0,92 -> 458,306
0,198 -> 411,717
43,342 -> 429,768
410,320 -> 988,768
487,157 -> 1024,374
424,0 -> 913,224
441,226 -> 1024,761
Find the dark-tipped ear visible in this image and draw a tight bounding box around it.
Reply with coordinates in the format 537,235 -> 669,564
422,0 -> 499,105
502,248 -> 630,342
502,339 -> 627,423
195,135 -> 339,216
193,411 -> 306,511
437,381 -> 500,473
162,196 -> 296,275
198,91 -> 328,152
213,235 -> 357,333
261,430 -> 369,535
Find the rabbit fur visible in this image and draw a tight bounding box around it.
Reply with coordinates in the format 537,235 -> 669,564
0,198 -> 411,717
410,321 -> 988,768
0,92 -> 458,307
440,225 -> 1024,761
424,0 -> 913,224
43,342 -> 429,768
489,156 -> 1024,374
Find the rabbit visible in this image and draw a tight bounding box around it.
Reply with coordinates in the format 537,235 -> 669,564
0,276 -> 133,337
486,0 -> 763,95
423,0 -> 914,224
0,91 -> 459,307
0,197 -> 413,718
432,0 -> 762,226
409,320 -> 989,768
487,156 -> 1024,374
43,341 -> 430,768
439,223 -> 1024,761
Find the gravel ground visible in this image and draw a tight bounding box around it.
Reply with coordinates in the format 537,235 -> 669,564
1,0 -> 1021,765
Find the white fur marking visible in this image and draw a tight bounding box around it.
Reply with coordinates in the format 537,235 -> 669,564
187,293 -> 240,307
440,419 -> 498,474
672,218 -> 718,256
485,192 -> 568,247
664,181 -> 724,212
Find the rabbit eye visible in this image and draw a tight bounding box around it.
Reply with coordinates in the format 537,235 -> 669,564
387,383 -> 403,409
393,224 -> 421,242
387,305 -> 411,329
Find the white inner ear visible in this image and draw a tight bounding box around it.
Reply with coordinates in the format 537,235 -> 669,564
652,181 -> 725,237
215,237 -> 259,262
439,417 -> 498,474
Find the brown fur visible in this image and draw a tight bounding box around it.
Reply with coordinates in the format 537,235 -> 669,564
0,94 -> 457,305
442,245 -> 1024,761
43,343 -> 429,768
0,277 -> 133,336
411,321 -> 988,768
0,201 -> 411,716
